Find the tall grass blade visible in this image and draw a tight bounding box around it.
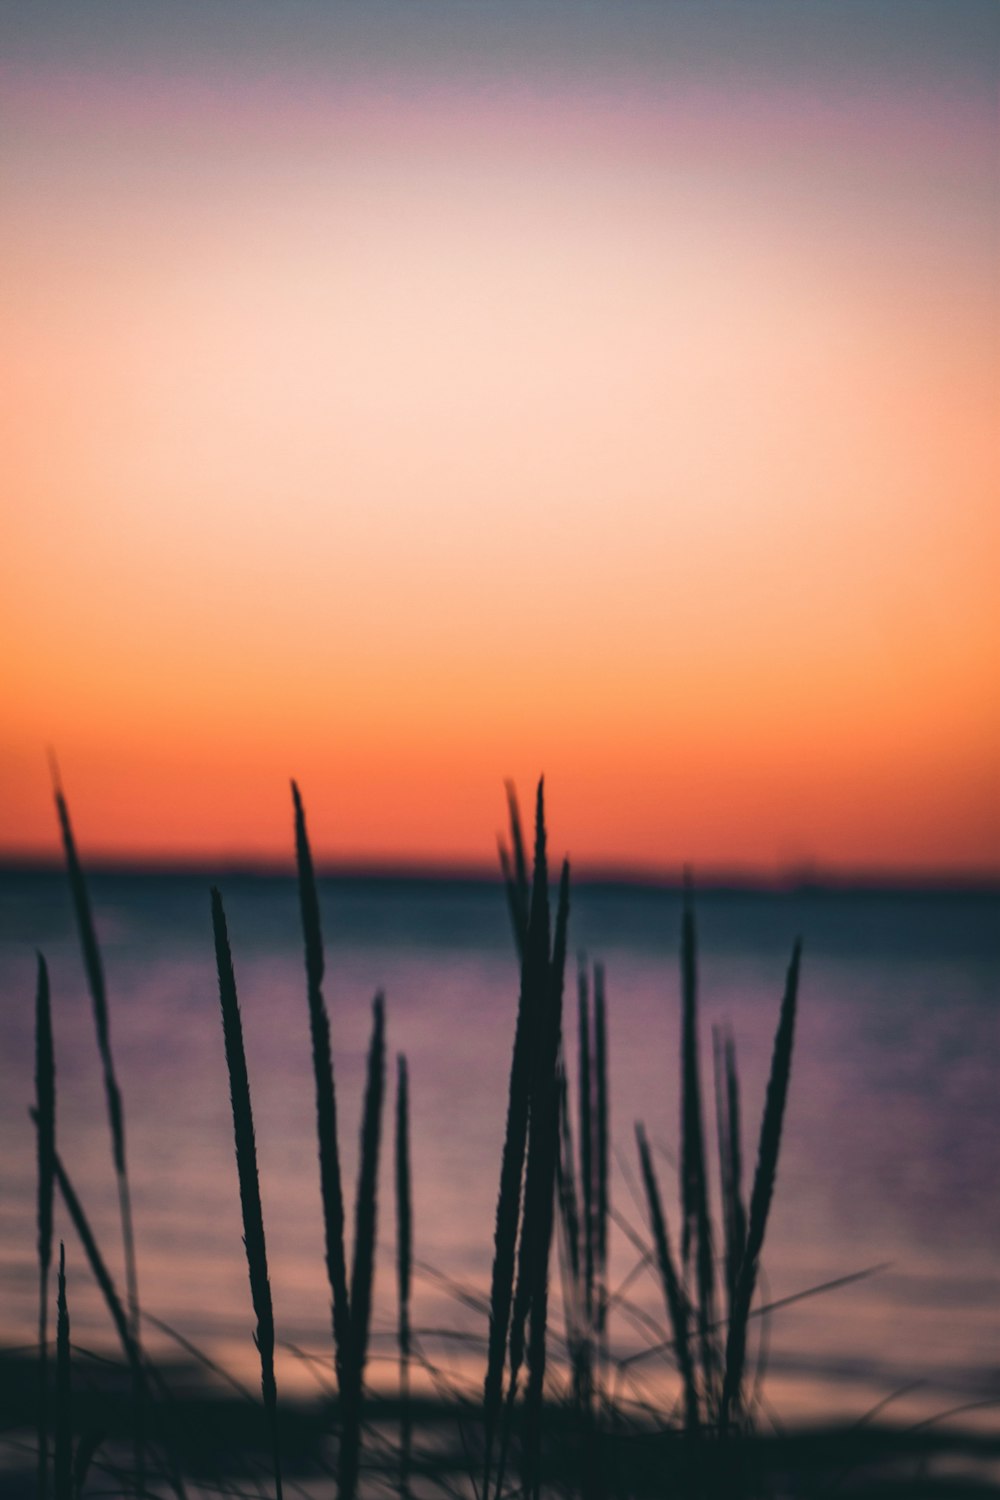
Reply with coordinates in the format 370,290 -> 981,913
499,788 -> 553,1407
720,942 -> 802,1431
395,1052 -> 413,1500
679,885 -> 718,1397
505,779 -> 531,929
577,959 -> 594,1324
556,1053 -> 581,1293
635,1125 -> 699,1436
40,1134 -> 187,1500
725,1030 -> 747,1275
522,859 -> 571,1500
500,782 -> 531,959
339,992 -> 387,1500
292,781 -> 352,1389
482,777 -> 548,1497
713,1024 -> 747,1313
52,781 -> 140,1337
593,962 -> 609,1342
498,840 -> 525,961
35,953 -> 55,1500
53,775 -> 144,1487
211,888 -> 282,1500
41,1137 -> 140,1375
54,1243 -> 71,1500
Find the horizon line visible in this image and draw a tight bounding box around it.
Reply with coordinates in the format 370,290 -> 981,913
1,850 -> 998,895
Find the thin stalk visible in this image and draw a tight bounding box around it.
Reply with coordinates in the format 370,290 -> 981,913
36,953 -> 55,1500
482,778 -> 548,1500
679,886 -> 718,1400
635,1125 -> 699,1436
505,780 -> 531,931
720,942 -> 802,1431
725,1030 -> 747,1278
395,1053 -> 412,1500
522,859 -> 571,1500
211,889 -> 282,1500
713,1024 -> 747,1315
556,1054 -> 581,1295
54,1244 -> 71,1500
53,782 -> 140,1338
339,993 -> 387,1500
292,781 -> 351,1390
53,776 -> 143,1485
594,962 -> 610,1348
578,959 -> 594,1325
39,1135 -> 187,1500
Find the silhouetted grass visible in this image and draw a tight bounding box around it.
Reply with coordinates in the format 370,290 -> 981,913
35,952 -> 54,1500
52,780 -> 139,1340
713,1023 -> 747,1317
54,1244 -> 70,1500
679,886 -> 718,1408
339,993 -> 387,1500
211,888 -> 282,1500
504,778 -> 531,956
577,961 -> 594,1328
292,780 -> 352,1393
720,941 -> 802,1433
395,1053 -> 413,1500
20,776 -> 946,1500
635,1124 -> 698,1437
483,779 -> 549,1500
593,960 -> 609,1362
522,859 -> 570,1500
53,774 -> 144,1486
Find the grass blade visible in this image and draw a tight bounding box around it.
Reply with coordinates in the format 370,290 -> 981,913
713,1024 -> 747,1314
578,959 -> 594,1324
54,1244 -> 71,1500
292,781 -> 352,1390
339,993 -> 387,1500
482,778 -> 548,1496
556,1053 -> 581,1295
35,953 -> 55,1500
41,1138 -> 140,1377
211,888 -> 282,1500
720,941 -> 802,1431
53,774 -> 145,1490
52,781 -> 139,1336
505,780 -> 531,932
593,962 -> 609,1342
635,1124 -> 699,1436
725,1029 -> 747,1276
500,787 -> 553,1396
522,858 -> 571,1500
41,1139 -> 186,1500
395,1053 -> 412,1500
498,840 -> 525,961
679,885 -> 718,1399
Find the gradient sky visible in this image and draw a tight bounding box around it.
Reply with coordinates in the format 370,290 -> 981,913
2,3 -> 998,873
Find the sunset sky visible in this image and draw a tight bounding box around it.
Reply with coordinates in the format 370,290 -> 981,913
2,3 -> 997,875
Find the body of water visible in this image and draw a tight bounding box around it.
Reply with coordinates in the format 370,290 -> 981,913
1,869 -> 997,1432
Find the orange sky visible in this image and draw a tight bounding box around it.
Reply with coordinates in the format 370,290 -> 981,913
2,5 -> 998,874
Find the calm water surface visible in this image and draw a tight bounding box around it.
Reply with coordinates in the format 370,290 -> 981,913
1,871 -> 997,1430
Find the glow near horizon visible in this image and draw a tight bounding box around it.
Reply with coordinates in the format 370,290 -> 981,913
2,6 -> 997,871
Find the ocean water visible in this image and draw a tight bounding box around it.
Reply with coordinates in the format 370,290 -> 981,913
1,869 -> 997,1432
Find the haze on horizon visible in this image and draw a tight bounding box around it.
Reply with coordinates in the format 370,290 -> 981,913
2,2 -> 997,877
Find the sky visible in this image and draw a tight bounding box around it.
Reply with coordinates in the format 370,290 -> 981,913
2,3 -> 998,875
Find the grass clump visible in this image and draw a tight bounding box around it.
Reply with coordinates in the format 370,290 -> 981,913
25,773 -> 832,1500
211,888 -> 282,1500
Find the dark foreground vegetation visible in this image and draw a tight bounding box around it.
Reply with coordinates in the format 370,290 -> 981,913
6,777 -> 998,1499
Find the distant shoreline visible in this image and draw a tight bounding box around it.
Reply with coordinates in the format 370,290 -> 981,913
1,855 -> 997,897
